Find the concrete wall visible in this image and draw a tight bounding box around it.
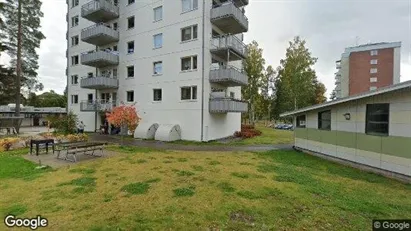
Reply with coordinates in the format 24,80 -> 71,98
393,47 -> 401,84
293,89 -> 411,176
67,0 -> 245,140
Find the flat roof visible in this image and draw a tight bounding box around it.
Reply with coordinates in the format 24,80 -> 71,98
344,41 -> 401,54
280,80 -> 411,117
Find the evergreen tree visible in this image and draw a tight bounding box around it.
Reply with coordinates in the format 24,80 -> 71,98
3,0 -> 46,127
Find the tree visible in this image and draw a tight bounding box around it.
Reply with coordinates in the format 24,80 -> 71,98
255,65 -> 275,122
3,0 -> 46,130
242,41 -> 265,125
29,90 -> 67,108
106,104 -> 141,145
329,89 -> 337,101
273,36 -> 326,119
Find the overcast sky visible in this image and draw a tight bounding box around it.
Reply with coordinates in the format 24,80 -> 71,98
38,0 -> 411,97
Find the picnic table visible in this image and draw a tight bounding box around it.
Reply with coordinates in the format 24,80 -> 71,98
30,139 -> 55,156
55,141 -> 107,162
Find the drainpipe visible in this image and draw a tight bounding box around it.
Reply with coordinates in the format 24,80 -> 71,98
200,0 -> 206,141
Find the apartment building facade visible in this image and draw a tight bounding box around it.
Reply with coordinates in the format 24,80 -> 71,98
66,0 -> 249,141
334,42 -> 401,99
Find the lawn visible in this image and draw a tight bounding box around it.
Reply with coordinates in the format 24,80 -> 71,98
0,146 -> 410,230
169,124 -> 294,146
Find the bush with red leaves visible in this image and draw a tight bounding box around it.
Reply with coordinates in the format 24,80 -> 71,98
234,125 -> 262,139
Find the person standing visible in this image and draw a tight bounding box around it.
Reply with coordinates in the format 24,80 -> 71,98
78,121 -> 85,133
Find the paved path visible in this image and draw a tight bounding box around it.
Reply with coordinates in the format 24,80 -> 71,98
89,134 -> 293,152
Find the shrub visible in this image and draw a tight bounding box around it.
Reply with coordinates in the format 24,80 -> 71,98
241,124 -> 255,130
47,111 -> 78,135
234,127 -> 262,139
0,138 -> 21,152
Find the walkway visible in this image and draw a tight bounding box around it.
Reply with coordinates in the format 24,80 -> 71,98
89,134 -> 293,152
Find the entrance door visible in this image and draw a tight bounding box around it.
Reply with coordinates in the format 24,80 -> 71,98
101,93 -> 110,103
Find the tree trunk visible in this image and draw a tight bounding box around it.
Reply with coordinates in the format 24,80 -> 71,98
15,0 -> 22,134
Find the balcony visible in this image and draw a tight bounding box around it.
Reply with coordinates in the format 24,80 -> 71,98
81,50 -> 119,68
81,23 -> 119,46
211,1 -> 248,34
210,66 -> 248,87
219,0 -> 249,7
210,35 -> 247,61
81,0 -> 119,23
80,100 -> 117,112
209,92 -> 247,113
80,76 -> 119,90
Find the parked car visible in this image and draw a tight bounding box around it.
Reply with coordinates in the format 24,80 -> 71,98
283,124 -> 294,130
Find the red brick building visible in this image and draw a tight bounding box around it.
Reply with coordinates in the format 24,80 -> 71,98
334,42 -> 401,99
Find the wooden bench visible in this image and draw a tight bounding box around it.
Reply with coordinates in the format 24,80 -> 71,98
56,142 -> 107,162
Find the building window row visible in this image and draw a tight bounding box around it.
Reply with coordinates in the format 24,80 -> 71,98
298,103 -> 389,136
125,86 -> 198,103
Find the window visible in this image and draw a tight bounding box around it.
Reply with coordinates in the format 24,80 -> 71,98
370,77 -> 378,83
128,16 -> 135,29
181,25 -> 198,42
229,92 -> 235,98
113,45 -> 118,51
113,68 -> 118,78
71,35 -> 79,46
153,33 -> 163,49
71,0 -> 79,7
113,22 -> 118,31
87,94 -> 93,102
370,68 -> 378,74
370,50 -> 378,56
296,115 -> 306,128
71,16 -> 79,27
127,66 -> 134,78
153,61 -> 162,75
366,104 -> 389,136
153,89 -> 162,102
71,55 -> 79,65
318,110 -> 331,130
87,72 -> 93,78
126,91 -> 134,102
128,0 -> 135,5
370,86 -> 377,91
127,41 -> 134,54
71,75 -> 78,85
71,95 -> 79,104
370,59 -> 378,65
181,86 -> 197,100
154,6 -> 163,21
182,0 -> 198,12
181,56 -> 197,71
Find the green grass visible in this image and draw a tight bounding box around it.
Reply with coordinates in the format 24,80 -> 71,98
0,148 -> 52,180
106,145 -> 159,154
0,148 -> 410,230
217,182 -> 236,193
121,182 -> 150,195
233,124 -> 294,145
173,186 -> 196,197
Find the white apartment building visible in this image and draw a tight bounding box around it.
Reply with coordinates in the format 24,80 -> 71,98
66,0 -> 249,141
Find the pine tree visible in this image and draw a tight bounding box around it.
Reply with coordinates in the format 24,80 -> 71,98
3,0 -> 46,129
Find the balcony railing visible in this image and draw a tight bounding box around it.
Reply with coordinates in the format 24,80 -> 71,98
209,92 -> 247,113
80,76 -> 119,89
211,1 -> 248,34
81,0 -> 119,23
80,100 -> 117,112
210,35 -> 247,61
81,23 -> 119,46
81,50 -> 119,68
210,66 -> 248,86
